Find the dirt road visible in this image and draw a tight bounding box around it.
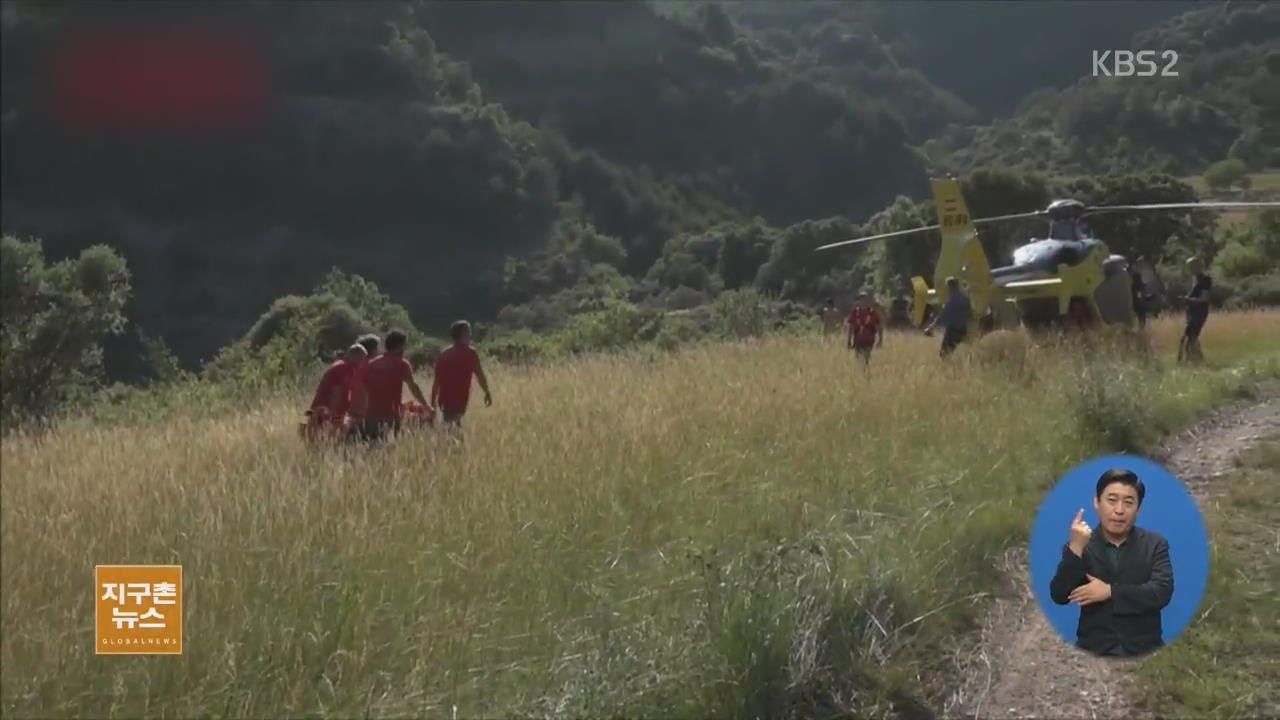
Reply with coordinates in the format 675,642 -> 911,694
943,395 -> 1280,720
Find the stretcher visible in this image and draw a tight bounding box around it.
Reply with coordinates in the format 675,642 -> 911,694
299,402 -> 436,446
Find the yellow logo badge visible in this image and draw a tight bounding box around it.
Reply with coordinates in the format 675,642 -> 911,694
95,565 -> 182,654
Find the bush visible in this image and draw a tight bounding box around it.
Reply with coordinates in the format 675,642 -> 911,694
1,236 -> 131,429
713,287 -> 774,338
314,268 -> 417,335
485,329 -> 560,364
1203,158 -> 1249,190
654,313 -> 706,351
664,285 -> 710,311
559,301 -> 652,354
245,293 -> 370,356
1068,359 -> 1154,453
1226,273 -> 1280,309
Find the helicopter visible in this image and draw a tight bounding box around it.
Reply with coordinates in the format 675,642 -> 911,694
816,177 -> 1279,335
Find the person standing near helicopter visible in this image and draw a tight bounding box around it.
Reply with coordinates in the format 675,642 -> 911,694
1179,256 -> 1212,363
924,277 -> 971,357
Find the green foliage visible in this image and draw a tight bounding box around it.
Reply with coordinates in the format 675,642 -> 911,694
245,294 -> 369,356
559,301 -> 657,354
483,329 -> 560,365
2,0 -> 1274,374
653,312 -> 705,352
712,287 -> 774,338
138,330 -> 188,385
1223,273 -> 1280,309
929,3 -> 1279,176
314,268 -> 417,335
1203,158 -> 1251,189
0,236 -> 131,428
1068,359 -> 1155,453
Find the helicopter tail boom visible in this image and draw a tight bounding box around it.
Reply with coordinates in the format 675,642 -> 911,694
919,178 -> 992,328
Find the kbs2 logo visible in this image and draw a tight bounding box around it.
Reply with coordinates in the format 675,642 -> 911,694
1092,50 -> 1179,77
95,565 -> 182,654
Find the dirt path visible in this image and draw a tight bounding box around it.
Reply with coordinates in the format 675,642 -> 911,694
943,394 -> 1280,720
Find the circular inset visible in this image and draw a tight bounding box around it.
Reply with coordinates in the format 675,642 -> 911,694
1028,455 -> 1209,658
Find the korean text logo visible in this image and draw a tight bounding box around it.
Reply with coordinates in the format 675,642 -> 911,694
95,565 -> 182,654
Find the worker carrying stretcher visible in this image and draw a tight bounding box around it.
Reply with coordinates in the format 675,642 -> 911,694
299,330 -> 436,445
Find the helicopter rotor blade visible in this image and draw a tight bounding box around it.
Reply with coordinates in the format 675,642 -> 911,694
815,209 -> 1048,252
815,224 -> 940,251
1083,201 -> 1280,216
973,210 -> 1047,224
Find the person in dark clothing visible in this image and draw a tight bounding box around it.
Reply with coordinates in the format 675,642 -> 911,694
1049,469 -> 1174,658
924,277 -> 971,357
1130,266 -> 1148,330
1179,256 -> 1212,363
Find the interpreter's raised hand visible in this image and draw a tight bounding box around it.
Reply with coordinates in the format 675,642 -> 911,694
1067,574 -> 1111,606
1068,508 -> 1092,556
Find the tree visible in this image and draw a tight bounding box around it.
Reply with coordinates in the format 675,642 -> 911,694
0,236 -> 131,427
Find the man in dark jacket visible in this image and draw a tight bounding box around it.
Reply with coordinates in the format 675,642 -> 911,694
1049,468 -> 1174,657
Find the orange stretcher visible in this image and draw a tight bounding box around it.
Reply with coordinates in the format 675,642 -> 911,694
299,402 -> 436,445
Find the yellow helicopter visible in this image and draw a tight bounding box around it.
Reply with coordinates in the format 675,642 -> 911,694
817,177 -> 1279,335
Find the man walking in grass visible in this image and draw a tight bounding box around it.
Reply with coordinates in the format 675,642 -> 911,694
846,291 -> 884,372
431,320 -> 492,433
350,330 -> 432,442
304,343 -> 367,441
924,276 -> 971,358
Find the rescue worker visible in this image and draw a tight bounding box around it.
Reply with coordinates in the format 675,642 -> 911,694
1129,263 -> 1148,330
347,333 -> 380,411
1179,256 -> 1213,363
924,277 -> 971,357
305,343 -> 367,441
350,330 -> 432,442
431,320 -> 492,433
846,291 -> 884,371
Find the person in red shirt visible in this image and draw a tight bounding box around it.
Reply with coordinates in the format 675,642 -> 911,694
432,320 -> 492,430
303,344 -> 367,442
309,344 -> 367,417
350,329 -> 431,442
846,292 -> 884,371
346,333 -> 381,412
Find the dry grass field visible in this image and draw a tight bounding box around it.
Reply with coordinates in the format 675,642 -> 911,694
3,311 -> 1279,718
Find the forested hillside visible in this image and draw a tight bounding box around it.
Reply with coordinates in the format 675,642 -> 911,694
1,0 -> 1276,386
927,2 -> 1280,174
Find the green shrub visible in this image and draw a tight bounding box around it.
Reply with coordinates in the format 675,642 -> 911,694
1068,360 -> 1155,452
313,268 -> 417,335
713,287 -> 774,338
485,329 -> 560,364
654,313 -> 706,351
1204,159 -> 1250,190
1224,273 -> 1280,309
1,236 -> 131,429
245,293 -> 369,355
560,301 -> 651,354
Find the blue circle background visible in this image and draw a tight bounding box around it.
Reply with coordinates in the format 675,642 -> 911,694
1028,454 -> 1210,647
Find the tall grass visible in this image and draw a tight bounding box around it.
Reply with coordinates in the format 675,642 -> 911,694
3,311 -> 1278,718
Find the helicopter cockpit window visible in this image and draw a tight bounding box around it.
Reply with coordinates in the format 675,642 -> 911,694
1012,240 -> 1088,270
